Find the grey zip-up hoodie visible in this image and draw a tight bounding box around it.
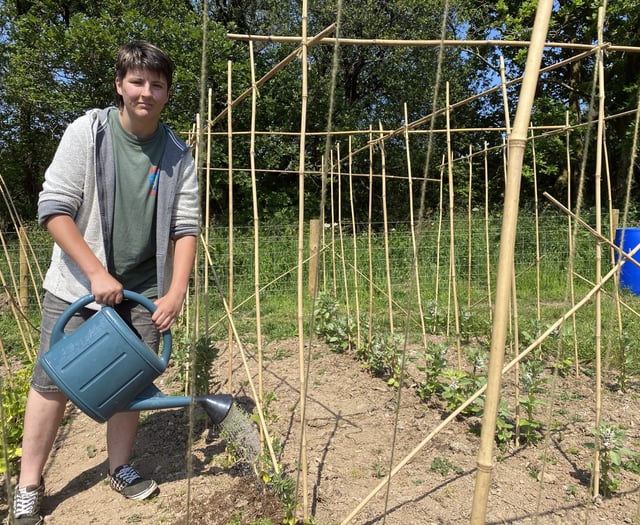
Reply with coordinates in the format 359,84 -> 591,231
38,107 -> 200,307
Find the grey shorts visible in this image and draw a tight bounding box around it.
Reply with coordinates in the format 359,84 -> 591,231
32,291 -> 160,393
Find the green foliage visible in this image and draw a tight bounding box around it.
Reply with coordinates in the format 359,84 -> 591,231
517,357 -> 547,444
357,332 -> 405,388
313,292 -> 355,353
439,369 -> 483,416
430,456 -> 463,477
170,332 -> 219,395
586,422 -> 638,497
1,368 -> 31,473
415,343 -> 448,401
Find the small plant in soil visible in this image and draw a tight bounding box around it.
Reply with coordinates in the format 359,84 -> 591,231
371,460 -> 385,478
517,357 -> 547,444
430,456 -> 463,477
170,331 -> 220,394
357,332 -> 405,387
439,368 -> 484,417
313,292 -> 355,353
415,343 -> 448,401
586,422 -> 638,497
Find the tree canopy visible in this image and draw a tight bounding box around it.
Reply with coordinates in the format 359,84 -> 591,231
1,0 -> 639,228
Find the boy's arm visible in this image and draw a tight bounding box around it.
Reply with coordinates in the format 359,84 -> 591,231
45,214 -> 123,305
152,234 -> 197,332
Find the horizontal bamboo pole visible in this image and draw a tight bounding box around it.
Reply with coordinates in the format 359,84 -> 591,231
228,34 -> 638,54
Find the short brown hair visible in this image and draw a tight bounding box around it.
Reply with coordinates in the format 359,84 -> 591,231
114,41 -> 174,108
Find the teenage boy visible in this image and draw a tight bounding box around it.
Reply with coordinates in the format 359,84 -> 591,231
12,40 -> 199,525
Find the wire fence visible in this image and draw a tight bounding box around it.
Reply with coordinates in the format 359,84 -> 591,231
2,211 -> 612,323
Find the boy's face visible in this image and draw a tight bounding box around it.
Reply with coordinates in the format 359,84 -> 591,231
115,68 -> 170,131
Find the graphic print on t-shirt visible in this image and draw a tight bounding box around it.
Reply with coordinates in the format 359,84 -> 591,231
148,165 -> 160,196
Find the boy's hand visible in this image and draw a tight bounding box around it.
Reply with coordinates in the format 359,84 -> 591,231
152,291 -> 185,333
89,270 -> 124,306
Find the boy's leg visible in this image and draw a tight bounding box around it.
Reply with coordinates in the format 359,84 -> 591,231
105,298 -> 159,500
106,411 -> 140,473
18,292 -> 89,488
18,389 -> 67,487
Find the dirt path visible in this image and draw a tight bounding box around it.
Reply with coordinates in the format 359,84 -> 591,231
3,339 -> 640,524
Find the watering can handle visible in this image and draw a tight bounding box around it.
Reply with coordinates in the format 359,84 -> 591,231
49,290 -> 172,366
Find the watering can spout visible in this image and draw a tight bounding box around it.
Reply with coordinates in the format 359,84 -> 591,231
194,394 -> 234,425
126,385 -> 234,425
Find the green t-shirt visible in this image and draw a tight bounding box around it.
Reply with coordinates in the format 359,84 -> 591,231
108,109 -> 167,297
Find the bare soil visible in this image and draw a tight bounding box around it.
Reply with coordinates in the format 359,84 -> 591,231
3,337 -> 640,524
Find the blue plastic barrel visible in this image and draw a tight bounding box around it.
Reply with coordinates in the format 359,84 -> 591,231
614,227 -> 640,295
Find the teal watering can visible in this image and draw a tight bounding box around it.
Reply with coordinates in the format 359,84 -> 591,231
41,290 -> 232,425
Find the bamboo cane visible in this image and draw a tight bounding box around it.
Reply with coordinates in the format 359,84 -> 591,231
321,156 -> 327,293
296,0 -> 310,514
379,122 -> 394,334
591,5 -> 608,498
470,1 -> 553,522
403,104 -> 427,350
445,84 -> 462,368
184,115 -> 200,394
203,86 -> 213,357
564,111 -> 580,376
330,150 -> 338,295
341,249 -> 632,525
228,33 -> 633,53
483,142 -> 493,323
348,137 -> 362,349
531,130 -> 542,322
336,143 -> 351,325
367,127 -> 375,347
248,42 -> 264,408
227,60 -> 235,392
467,145 -> 473,311
500,134 -> 521,446
433,158 -> 445,333
603,140 -> 624,376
